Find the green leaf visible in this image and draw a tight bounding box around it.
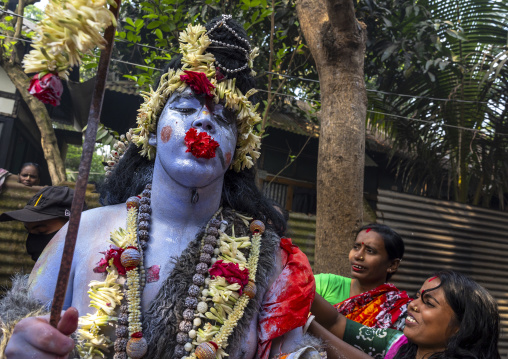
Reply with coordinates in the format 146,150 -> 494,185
381,44 -> 398,61
155,28 -> 163,40
83,62 -> 98,69
147,21 -> 161,30
446,29 -> 468,41
125,17 -> 135,27
135,19 -> 144,29
96,129 -> 109,141
425,59 -> 433,71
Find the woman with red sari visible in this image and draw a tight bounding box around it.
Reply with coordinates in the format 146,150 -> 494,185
314,224 -> 410,330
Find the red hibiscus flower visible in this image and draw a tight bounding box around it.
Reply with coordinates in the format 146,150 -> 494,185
180,71 -> 215,97
93,258 -> 109,273
184,128 -> 220,159
28,72 -> 63,106
93,245 -> 127,275
209,260 -> 250,294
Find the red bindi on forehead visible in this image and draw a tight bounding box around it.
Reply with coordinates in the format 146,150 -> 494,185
161,126 -> 173,143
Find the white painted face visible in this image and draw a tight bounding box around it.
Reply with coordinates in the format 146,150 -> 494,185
153,88 -> 238,188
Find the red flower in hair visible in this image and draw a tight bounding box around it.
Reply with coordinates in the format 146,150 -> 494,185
209,260 -> 250,294
184,128 -> 220,159
28,73 -> 63,106
180,71 -> 215,97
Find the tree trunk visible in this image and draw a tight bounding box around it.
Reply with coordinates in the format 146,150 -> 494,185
2,62 -> 66,184
295,0 -> 367,275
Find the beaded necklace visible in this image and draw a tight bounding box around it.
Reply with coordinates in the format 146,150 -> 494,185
76,183 -> 263,359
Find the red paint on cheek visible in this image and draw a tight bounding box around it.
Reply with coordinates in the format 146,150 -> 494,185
160,126 -> 173,143
225,152 -> 232,165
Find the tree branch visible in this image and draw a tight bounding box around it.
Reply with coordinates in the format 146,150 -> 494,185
326,0 -> 357,32
10,0 -> 24,63
1,61 -> 66,184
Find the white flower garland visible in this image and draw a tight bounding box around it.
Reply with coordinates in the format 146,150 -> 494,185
76,205 -> 141,358
22,0 -> 117,78
186,218 -> 262,359
76,205 -> 262,359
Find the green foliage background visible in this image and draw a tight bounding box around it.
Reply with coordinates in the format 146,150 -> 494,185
65,145 -> 106,183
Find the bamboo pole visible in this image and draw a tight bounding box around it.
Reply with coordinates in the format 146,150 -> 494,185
49,0 -> 122,327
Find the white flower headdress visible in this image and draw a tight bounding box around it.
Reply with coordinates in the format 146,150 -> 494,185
132,18 -> 262,172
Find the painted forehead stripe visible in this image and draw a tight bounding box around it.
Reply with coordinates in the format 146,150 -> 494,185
365,228 -> 371,233
428,276 -> 438,282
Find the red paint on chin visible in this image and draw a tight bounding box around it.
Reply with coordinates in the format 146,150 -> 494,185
225,152 -> 232,165
161,126 -> 172,143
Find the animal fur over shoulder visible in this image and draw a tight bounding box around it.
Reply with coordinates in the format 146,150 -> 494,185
0,273 -> 49,356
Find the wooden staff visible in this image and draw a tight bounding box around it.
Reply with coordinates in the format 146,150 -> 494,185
49,0 -> 122,327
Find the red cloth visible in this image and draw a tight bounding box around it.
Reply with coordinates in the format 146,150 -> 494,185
334,283 -> 411,330
257,237 -> 315,359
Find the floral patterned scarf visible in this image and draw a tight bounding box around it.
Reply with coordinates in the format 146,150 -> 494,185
334,283 -> 411,330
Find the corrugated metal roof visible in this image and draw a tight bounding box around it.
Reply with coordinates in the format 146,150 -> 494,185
285,189 -> 508,356
267,111 -> 320,137
377,189 -> 508,357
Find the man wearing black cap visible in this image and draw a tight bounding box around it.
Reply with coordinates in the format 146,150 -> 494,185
0,186 -> 75,261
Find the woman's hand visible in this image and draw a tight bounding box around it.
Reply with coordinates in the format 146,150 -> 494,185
5,307 -> 78,359
308,320 -> 373,359
311,293 -> 347,338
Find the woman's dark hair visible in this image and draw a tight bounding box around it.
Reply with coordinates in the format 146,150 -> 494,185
20,162 -> 41,175
98,17 -> 285,235
358,223 -> 404,280
393,270 -> 500,359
